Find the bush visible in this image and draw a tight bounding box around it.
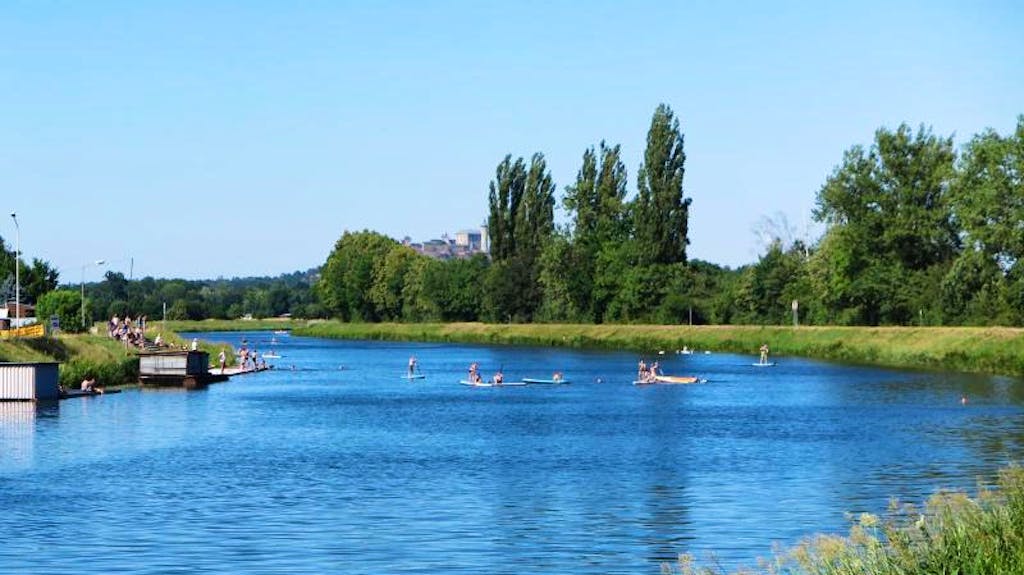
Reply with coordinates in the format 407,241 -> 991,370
664,466 -> 1024,575
59,357 -> 139,389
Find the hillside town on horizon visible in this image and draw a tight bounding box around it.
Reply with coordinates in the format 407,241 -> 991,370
402,224 -> 489,260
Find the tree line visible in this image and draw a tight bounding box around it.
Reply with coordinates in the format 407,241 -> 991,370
5,267 -> 322,333
317,108 -> 1024,327
4,107 -> 1022,329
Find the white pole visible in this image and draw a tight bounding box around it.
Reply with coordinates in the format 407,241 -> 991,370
80,265 -> 86,328
10,213 -> 19,327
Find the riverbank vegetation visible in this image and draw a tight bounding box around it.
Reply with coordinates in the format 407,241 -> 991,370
666,465 -> 1024,575
160,318 -> 298,333
294,321 -> 1024,376
0,334 -> 138,388
0,330 -> 241,388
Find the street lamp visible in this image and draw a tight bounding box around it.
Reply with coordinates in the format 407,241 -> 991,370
9,213 -> 18,328
81,259 -> 106,330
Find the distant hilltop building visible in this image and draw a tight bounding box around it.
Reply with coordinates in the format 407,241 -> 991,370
404,224 -> 489,260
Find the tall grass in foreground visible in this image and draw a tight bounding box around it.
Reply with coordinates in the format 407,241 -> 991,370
665,466 -> 1024,575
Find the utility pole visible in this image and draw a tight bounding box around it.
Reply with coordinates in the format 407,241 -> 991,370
10,213 -> 19,328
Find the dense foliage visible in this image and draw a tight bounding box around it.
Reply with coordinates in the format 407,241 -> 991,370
312,111 -> 1024,327
5,109 -> 1023,328
80,269 -> 321,325
0,237 -> 59,310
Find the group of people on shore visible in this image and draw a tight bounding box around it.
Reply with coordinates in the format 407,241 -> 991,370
107,314 -> 149,349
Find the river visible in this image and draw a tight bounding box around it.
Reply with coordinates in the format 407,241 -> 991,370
1,331 -> 1022,574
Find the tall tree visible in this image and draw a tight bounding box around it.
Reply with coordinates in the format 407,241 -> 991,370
516,153 -> 556,259
561,141 -> 629,321
484,153 -> 554,321
487,156 -> 527,261
634,104 -> 690,265
811,124 -> 958,324
949,115 -> 1024,271
317,230 -> 397,321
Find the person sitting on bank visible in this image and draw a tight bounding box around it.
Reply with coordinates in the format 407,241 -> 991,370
80,375 -> 101,393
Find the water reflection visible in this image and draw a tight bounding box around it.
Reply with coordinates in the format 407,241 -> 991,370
0,401 -> 59,470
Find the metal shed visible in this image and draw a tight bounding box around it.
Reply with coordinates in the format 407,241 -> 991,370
138,350 -> 223,388
0,362 -> 61,401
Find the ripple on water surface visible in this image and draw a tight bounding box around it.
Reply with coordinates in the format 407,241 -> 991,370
1,333 -> 1022,574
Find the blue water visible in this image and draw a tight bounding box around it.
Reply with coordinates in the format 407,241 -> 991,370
2,331 -> 1023,574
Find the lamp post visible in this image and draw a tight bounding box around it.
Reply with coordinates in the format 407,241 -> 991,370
80,259 -> 105,330
9,213 -> 18,327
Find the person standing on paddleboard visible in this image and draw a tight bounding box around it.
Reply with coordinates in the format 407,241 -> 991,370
759,343 -> 770,365
408,356 -> 417,377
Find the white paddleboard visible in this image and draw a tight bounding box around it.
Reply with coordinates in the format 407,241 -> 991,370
459,380 -> 526,387
752,362 -> 776,367
402,374 -> 426,380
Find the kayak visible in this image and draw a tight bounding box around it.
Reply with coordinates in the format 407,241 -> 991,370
462,378 -> 528,386
522,377 -> 571,385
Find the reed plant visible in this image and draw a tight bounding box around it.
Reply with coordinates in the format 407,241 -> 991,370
664,466 -> 1024,575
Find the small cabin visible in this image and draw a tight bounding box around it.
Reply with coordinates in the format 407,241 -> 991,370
0,362 -> 60,401
137,350 -> 223,388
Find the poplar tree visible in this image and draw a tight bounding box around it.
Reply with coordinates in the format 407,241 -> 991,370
634,104 -> 690,265
561,142 -> 628,320
487,156 -> 527,261
484,153 -> 554,321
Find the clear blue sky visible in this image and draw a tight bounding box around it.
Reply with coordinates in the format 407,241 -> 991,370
2,1 -> 1022,281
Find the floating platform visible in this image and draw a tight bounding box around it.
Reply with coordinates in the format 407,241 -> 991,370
61,389 -> 123,399
137,350 -> 227,389
138,373 -> 229,389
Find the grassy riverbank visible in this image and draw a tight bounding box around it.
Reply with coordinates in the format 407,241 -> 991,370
0,331 -> 238,388
0,334 -> 139,388
159,318 -> 298,333
669,465 -> 1024,575
289,322 -> 1024,377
